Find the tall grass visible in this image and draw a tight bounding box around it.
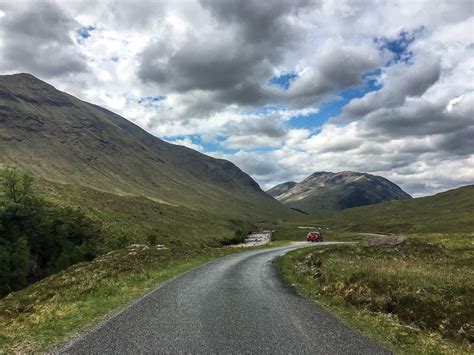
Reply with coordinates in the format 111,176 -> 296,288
279,235 -> 474,353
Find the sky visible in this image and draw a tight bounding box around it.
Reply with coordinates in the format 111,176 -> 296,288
0,0 -> 473,196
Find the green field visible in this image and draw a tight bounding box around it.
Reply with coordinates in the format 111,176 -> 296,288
269,185 -> 474,244
307,185 -> 474,234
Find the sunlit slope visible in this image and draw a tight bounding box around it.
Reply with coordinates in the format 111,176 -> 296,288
0,73 -> 291,225
313,185 -> 474,233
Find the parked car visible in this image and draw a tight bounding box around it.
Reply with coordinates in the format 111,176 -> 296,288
306,231 -> 323,242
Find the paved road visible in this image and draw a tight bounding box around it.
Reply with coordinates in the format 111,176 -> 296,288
59,244 -> 389,354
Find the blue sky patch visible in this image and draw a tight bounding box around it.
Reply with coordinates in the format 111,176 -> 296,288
247,104 -> 286,116
269,72 -> 299,90
138,95 -> 166,107
375,27 -> 423,64
288,69 -> 382,130
77,26 -> 96,44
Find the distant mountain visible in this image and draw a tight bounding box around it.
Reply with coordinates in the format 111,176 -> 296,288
267,171 -> 411,214
266,181 -> 297,197
0,73 -> 290,243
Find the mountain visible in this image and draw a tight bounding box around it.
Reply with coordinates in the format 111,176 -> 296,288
266,181 -> 297,197
314,184 -> 474,233
267,171 -> 411,214
0,73 -> 291,245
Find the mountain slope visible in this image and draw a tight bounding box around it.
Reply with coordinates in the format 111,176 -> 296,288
314,184 -> 474,233
267,171 -> 411,214
266,181 -> 297,197
0,73 -> 290,243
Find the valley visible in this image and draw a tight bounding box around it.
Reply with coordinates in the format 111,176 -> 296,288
0,1 -> 472,354
0,74 -> 472,354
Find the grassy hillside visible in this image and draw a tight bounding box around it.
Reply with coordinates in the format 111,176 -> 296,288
37,177 -> 254,249
0,73 -> 291,245
308,185 -> 474,233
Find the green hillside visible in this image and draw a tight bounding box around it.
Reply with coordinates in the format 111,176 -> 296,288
312,185 -> 474,233
0,73 -> 291,246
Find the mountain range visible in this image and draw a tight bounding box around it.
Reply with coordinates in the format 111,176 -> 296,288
267,171 -> 412,214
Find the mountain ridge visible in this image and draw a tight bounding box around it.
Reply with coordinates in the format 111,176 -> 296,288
267,171 -> 411,214
0,73 -> 291,243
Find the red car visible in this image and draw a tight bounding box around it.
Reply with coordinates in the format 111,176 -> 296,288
306,231 -> 323,242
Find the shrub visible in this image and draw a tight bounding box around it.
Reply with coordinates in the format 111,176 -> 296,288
219,229 -> 247,246
0,167 -> 101,297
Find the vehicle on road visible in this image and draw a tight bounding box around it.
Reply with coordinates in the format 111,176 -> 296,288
306,231 -> 323,242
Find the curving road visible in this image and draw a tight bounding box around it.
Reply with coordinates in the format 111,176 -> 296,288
58,244 -> 389,354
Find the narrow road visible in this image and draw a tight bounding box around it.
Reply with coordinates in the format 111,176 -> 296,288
59,244 -> 389,354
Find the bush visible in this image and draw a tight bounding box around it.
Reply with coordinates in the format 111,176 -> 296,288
0,167 -> 101,297
146,232 -> 159,246
219,229 -> 247,246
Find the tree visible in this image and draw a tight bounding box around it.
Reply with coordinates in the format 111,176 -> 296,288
0,167 -> 101,297
0,167 -> 34,204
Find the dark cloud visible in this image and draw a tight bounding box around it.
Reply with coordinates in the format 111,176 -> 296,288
138,0 -> 381,114
434,125 -> 474,156
0,1 -> 88,77
285,42 -> 382,107
199,0 -> 315,47
139,31 -> 273,93
222,114 -> 287,139
360,99 -> 472,140
341,58 -> 441,119
138,0 -> 317,94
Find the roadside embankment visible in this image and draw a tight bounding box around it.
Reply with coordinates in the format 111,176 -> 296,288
279,234 -> 474,354
0,245 -> 237,353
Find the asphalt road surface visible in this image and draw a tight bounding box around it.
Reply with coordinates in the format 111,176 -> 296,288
58,244 -> 390,354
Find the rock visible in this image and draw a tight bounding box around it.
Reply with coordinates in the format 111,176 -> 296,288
127,244 -> 149,251
416,288 -> 428,295
458,322 -> 474,344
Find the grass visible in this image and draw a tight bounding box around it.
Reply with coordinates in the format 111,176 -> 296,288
304,185 -> 474,234
0,73 -> 292,238
279,235 -> 474,353
37,177 -> 259,250
0,245 -> 241,353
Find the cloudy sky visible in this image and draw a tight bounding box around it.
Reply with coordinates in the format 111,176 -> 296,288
0,0 -> 473,196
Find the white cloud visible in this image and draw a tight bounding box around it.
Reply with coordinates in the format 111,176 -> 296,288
0,0 -> 472,196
